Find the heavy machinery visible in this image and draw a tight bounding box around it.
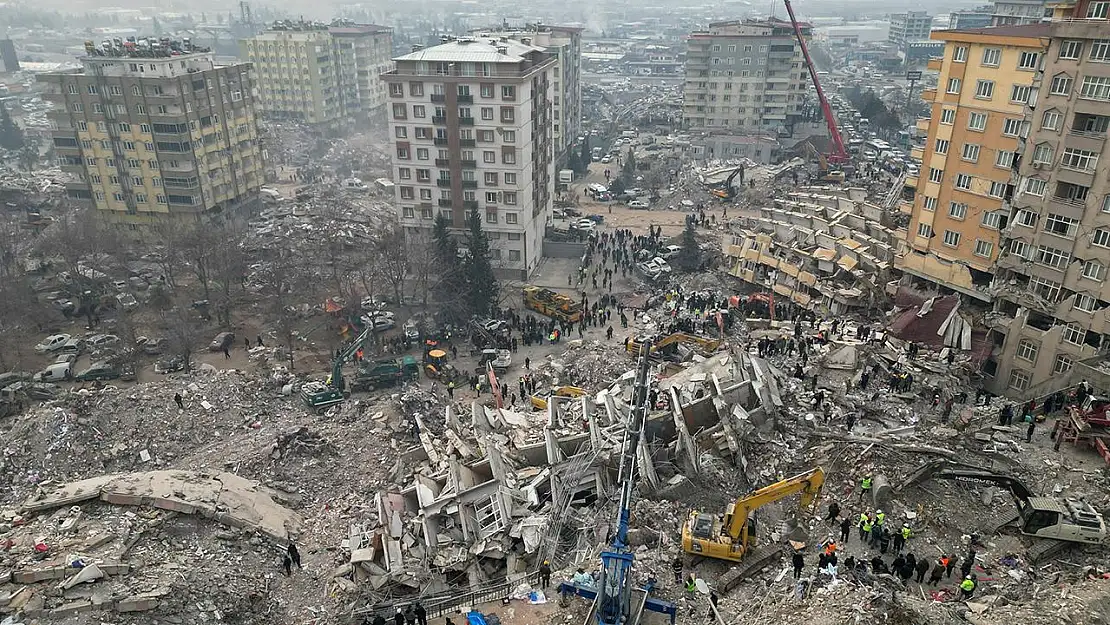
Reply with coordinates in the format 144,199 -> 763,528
626,333 -> 722,361
531,385 -> 586,410
783,0 -> 849,166
301,325 -> 374,411
349,356 -> 420,392
904,462 -> 1107,561
709,166 -> 744,199
816,154 -> 846,184
681,467 -> 825,587
423,348 -> 463,382
475,348 -> 511,374
523,285 -> 583,324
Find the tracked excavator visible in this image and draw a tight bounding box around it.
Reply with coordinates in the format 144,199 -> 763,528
681,467 -> 825,590
903,462 -> 1106,562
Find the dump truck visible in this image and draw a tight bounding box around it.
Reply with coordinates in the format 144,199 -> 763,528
350,356 -> 420,392
523,285 -> 583,324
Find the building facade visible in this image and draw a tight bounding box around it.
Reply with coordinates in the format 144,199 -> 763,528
40,40 -> 264,228
474,26 -> 582,169
949,7 -> 995,30
898,25 -> 1049,301
682,19 -> 812,134
382,37 -> 555,280
888,11 -> 933,50
989,0 -> 1051,25
987,0 -> 1110,397
240,20 -> 392,129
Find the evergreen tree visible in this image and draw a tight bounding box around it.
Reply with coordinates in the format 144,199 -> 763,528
566,151 -> 583,175
0,106 -> 24,152
676,218 -> 702,272
431,212 -> 457,271
579,140 -> 590,170
462,208 -> 498,317
622,149 -> 636,181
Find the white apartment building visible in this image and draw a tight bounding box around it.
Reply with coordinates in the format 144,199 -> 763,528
474,25 -> 583,167
382,37 -> 556,280
240,20 -> 392,129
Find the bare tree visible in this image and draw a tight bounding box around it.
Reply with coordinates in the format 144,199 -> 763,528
36,208 -> 125,328
164,297 -> 205,373
209,228 -> 248,327
377,223 -> 408,305
251,250 -> 308,370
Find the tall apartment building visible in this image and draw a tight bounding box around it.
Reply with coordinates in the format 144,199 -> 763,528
40,39 -> 264,228
989,0 -> 1050,25
474,25 -> 582,168
240,20 -> 393,129
888,11 -> 933,50
382,37 -> 555,280
949,7 -> 995,30
898,25 -> 1049,302
682,19 -> 811,133
987,0 -> 1110,397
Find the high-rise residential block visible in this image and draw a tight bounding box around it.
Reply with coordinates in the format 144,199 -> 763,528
40,39 -> 264,227
474,25 -> 582,168
241,20 -> 393,129
989,0 -> 1051,25
888,11 -> 934,49
987,0 -> 1110,396
682,19 -> 811,134
898,25 -> 1049,301
382,37 -> 555,279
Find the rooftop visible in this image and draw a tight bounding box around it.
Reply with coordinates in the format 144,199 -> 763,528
394,37 -> 544,64
934,22 -> 1053,38
81,36 -> 210,60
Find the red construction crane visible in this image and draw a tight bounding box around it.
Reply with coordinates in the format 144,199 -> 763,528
782,0 -> 849,164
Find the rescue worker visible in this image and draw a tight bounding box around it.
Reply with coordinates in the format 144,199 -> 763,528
859,475 -> 873,502
672,556 -> 683,584
792,551 -> 804,579
860,515 -> 873,543
959,575 -> 976,600
685,574 -> 697,593
875,509 -> 886,528
943,554 -> 958,579
928,559 -> 946,586
914,557 -> 930,583
839,516 -> 852,544
539,560 -> 552,588
447,380 -> 455,398
825,501 -> 840,524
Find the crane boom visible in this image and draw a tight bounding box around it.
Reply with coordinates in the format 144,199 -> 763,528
597,341 -> 653,625
781,0 -> 848,164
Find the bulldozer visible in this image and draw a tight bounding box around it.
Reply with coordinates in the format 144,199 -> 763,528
423,349 -> 462,382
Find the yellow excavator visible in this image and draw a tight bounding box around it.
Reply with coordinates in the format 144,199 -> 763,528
530,385 -> 586,410
681,467 -> 825,565
626,333 -> 722,359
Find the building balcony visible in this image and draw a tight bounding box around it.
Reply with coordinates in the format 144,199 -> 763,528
435,158 -> 451,167
461,180 -> 478,189
438,198 -> 453,207
460,139 -> 476,147
460,160 -> 477,168
459,117 -> 475,126
457,94 -> 473,104
911,146 -> 923,160
463,200 -> 479,210
434,138 -> 449,146
431,94 -> 446,103
436,179 -> 453,187
432,116 -> 447,125
905,175 -> 918,189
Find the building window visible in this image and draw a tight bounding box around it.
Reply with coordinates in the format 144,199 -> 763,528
505,213 -> 518,224
420,189 -> 433,200
1093,229 -> 1110,248
953,46 -> 967,62
995,150 -> 1015,168
1036,245 -> 1070,270
481,107 -> 494,120
1061,323 -> 1084,345
503,151 -> 516,165
389,83 -> 404,97
500,107 -> 515,122
392,104 -> 406,119
987,181 -> 1007,198
954,173 -> 972,189
1049,75 -> 1072,96
503,191 -> 517,205
508,250 -> 521,262
1002,118 -> 1022,136
416,148 -> 429,160
413,105 -> 426,118
967,112 -> 986,131
415,127 -> 431,139
940,109 -> 955,124
1029,276 -> 1062,302
1041,110 -> 1061,130
1015,209 -> 1038,228
1010,84 -> 1032,103
916,223 -> 933,238
416,169 -> 430,182
485,191 -> 498,204
1059,40 -> 1083,60
397,147 -> 410,160
72,103 -> 83,112
929,168 -> 944,183
946,77 -> 961,94
398,167 -> 411,180
1083,261 -> 1106,281
942,230 -> 961,247
1053,354 -> 1074,375
479,130 -> 495,142
1042,213 -> 1078,239
948,202 -> 968,219
501,86 -> 516,100
1080,76 -> 1110,101
1086,1 -> 1108,18
1016,340 -> 1039,364
975,79 -> 995,99
1017,51 -> 1039,70
399,186 -> 414,200
1061,148 -> 1098,171
922,196 -> 937,211
395,126 -> 408,139
420,207 -> 433,220
973,240 -> 993,258
503,130 -> 515,142
1074,293 -> 1098,312
1010,240 -> 1031,260
403,206 -> 415,218
484,172 -> 498,185
961,143 -> 980,162
982,48 -> 1001,67
504,173 -> 516,185
409,82 -> 424,96
483,151 -> 496,163
1007,369 -> 1030,391
480,84 -> 494,98
156,194 -> 167,204
486,211 -> 497,223
1022,178 -> 1047,197
1091,39 -> 1110,62
934,138 -> 949,154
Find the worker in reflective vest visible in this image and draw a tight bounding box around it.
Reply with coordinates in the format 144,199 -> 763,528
859,475 -> 873,502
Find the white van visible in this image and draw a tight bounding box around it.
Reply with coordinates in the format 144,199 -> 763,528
33,362 -> 72,383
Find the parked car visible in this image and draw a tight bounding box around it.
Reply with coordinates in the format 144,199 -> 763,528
116,293 -> 138,310
209,332 -> 236,352
661,245 -> 683,259
628,200 -> 650,209
570,218 -> 596,232
87,334 -> 120,349
403,320 -> 420,341
54,353 -> 78,365
75,362 -> 120,382
33,362 -> 73,383
34,334 -> 71,353
644,257 -> 672,274
142,338 -> 166,355
155,355 -> 187,374
59,337 -> 84,355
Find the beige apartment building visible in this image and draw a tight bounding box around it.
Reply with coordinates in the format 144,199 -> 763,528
40,39 -> 264,228
241,20 -> 393,129
899,25 -> 1049,301
987,0 -> 1110,397
382,37 -> 555,279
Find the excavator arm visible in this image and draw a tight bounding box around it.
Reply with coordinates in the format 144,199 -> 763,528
726,467 -> 825,545
902,461 -> 1034,501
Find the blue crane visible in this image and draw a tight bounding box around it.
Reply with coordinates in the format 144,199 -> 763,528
597,341 -> 654,625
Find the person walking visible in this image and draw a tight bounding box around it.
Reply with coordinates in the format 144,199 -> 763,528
859,514 -> 872,543
825,501 -> 840,524
223,345 -> 231,359
287,542 -> 301,569
944,555 -> 957,579
1025,414 -> 1037,442
539,560 -> 552,588
928,559 -> 945,586
394,609 -> 404,625
282,552 -> 293,577
404,606 -> 416,625
839,516 -> 852,544
413,603 -> 427,625
671,556 -> 683,584
447,381 -> 455,398
174,392 -> 184,410
914,557 -> 929,583
859,475 -> 872,502
791,551 -> 804,579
